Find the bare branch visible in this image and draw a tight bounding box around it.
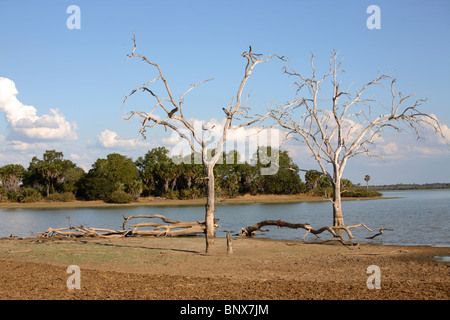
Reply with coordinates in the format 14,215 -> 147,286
179,78 -> 214,117
122,35 -> 283,252
270,50 -> 447,229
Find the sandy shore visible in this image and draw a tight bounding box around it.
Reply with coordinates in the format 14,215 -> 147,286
0,236 -> 448,301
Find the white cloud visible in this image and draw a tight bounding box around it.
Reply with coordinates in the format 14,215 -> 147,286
0,77 -> 77,141
1,140 -> 50,152
70,153 -> 81,160
96,129 -> 151,150
161,117 -> 285,164
0,139 -> 52,168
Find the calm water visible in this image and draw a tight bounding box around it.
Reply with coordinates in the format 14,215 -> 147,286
0,190 -> 449,246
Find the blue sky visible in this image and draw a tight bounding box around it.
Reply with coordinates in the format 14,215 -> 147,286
0,0 -> 449,185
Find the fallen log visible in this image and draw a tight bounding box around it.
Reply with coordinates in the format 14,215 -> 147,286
365,228 -> 394,239
36,225 -> 130,238
239,220 -> 314,237
239,219 -> 342,239
239,219 -> 382,244
34,214 -> 219,239
122,214 -> 220,237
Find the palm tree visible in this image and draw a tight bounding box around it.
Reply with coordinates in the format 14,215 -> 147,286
305,170 -> 323,192
0,164 -> 25,192
364,175 -> 371,190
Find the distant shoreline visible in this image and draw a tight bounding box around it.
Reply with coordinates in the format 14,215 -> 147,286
373,183 -> 450,190
0,193 -> 394,209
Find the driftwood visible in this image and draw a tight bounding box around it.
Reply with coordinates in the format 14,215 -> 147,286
35,215 -> 219,239
34,216 -> 130,238
122,214 -> 220,237
240,220 -> 314,237
365,228 -> 394,239
239,219 -> 385,245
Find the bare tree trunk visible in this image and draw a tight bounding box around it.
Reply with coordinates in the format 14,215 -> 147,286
332,180 -> 345,227
205,163 -> 216,253
187,177 -> 192,189
331,168 -> 345,238
163,179 -> 169,193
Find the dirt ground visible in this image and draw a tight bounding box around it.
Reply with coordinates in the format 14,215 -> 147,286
0,236 -> 448,300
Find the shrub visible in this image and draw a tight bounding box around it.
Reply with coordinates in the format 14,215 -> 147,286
341,188 -> 382,198
178,187 -> 202,200
0,186 -> 6,202
46,192 -> 76,202
6,190 -> 20,202
19,188 -> 42,203
105,190 -> 135,204
162,189 -> 179,200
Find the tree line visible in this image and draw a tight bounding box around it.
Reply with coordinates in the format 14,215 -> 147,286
372,183 -> 450,191
0,148 -> 380,204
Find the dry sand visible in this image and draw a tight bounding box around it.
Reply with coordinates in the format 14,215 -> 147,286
0,236 -> 448,301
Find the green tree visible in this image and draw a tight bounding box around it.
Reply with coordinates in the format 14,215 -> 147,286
24,150 -> 79,196
235,162 -> 258,195
254,147 -> 305,194
60,166 -> 85,194
76,174 -> 112,201
215,150 -> 241,198
174,153 -> 205,199
0,164 -> 25,193
305,170 -> 323,192
135,147 -> 177,196
78,153 -> 139,201
93,153 -> 138,186
127,179 -> 144,200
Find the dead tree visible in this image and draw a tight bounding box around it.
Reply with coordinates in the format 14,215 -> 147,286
122,214 -> 219,237
239,219 -> 373,244
35,216 -> 130,238
366,228 -> 394,239
270,50 -> 446,233
34,215 -> 219,238
122,33 -> 284,252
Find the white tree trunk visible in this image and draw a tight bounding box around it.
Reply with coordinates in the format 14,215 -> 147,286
332,185 -> 344,227
332,170 -> 345,228
204,163 -> 216,253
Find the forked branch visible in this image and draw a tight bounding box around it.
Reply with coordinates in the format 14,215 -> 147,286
239,219 -> 382,245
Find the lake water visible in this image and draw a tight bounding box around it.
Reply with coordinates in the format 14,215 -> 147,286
0,189 -> 449,246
